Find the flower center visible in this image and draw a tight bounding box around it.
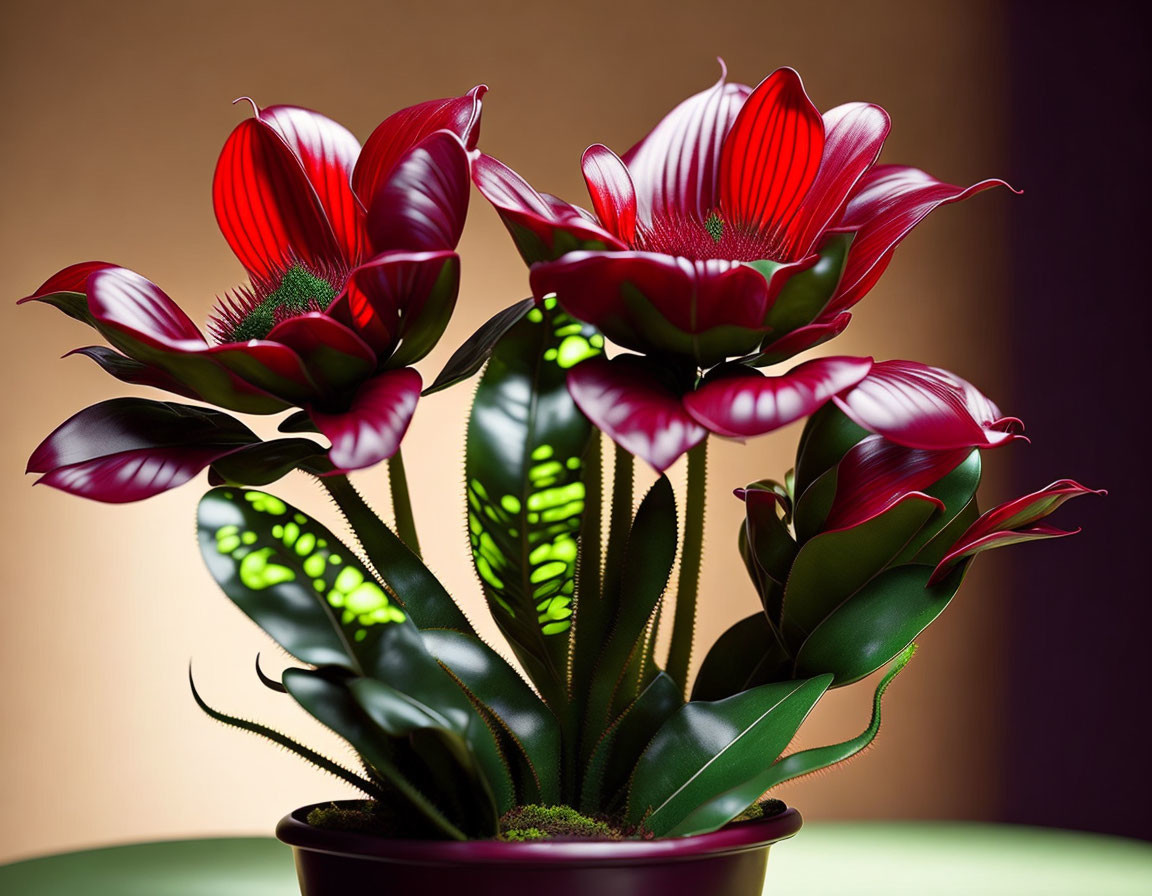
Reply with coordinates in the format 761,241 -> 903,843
211,265 -> 337,343
633,209 -> 783,263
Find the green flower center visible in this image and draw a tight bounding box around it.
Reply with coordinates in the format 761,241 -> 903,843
704,211 -> 725,243
224,266 -> 336,342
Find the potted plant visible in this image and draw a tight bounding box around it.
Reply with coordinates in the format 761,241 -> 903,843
21,65 -> 1101,896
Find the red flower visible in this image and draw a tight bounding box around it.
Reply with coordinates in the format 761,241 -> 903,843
23,88 -> 484,479
474,64 -> 1010,470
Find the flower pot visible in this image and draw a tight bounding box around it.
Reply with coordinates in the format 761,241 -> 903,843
277,800 -> 803,896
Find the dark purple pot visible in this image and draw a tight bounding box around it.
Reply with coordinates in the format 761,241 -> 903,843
277,801 -> 802,896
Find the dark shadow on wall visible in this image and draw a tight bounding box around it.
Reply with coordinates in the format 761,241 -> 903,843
1005,0 -> 1151,841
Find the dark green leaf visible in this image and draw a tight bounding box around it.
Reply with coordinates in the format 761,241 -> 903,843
423,298 -> 535,395
764,644 -> 916,789
581,671 -> 682,813
422,628 -> 562,805
759,232 -> 853,337
794,565 -> 965,685
208,438 -> 325,487
794,404 -> 869,499
893,450 -> 981,564
691,612 -> 792,702
583,476 -> 678,736
627,675 -> 833,836
781,494 -> 942,647
464,299 -> 603,704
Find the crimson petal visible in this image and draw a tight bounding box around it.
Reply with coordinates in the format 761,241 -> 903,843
831,165 -> 1013,310
472,152 -> 624,264
310,368 -> 422,471
582,144 -> 638,244
622,62 -> 751,223
27,398 -> 258,503
930,480 -> 1104,584
825,435 -> 971,531
265,312 -> 376,394
257,104 -> 367,264
750,311 -> 853,367
530,250 -> 771,368
786,103 -> 891,259
328,250 -> 460,365
684,356 -> 873,438
21,260 -> 115,302
86,267 -> 302,413
352,85 -> 485,209
213,112 -> 344,281
832,360 -> 1023,450
566,355 -> 706,472
720,68 -> 825,250
366,130 -> 470,252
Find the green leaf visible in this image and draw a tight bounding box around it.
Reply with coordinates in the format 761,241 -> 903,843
583,476 -> 678,737
794,564 -> 965,685
691,612 -> 791,702
794,404 -> 869,499
893,450 -> 981,564
759,232 -> 853,336
423,298 -> 535,395
422,628 -> 562,805
781,494 -> 942,648
464,300 -> 603,704
627,675 -> 833,837
197,487 -> 513,813
208,438 -> 325,487
282,668 -> 474,839
762,644 -> 916,789
581,671 -> 682,813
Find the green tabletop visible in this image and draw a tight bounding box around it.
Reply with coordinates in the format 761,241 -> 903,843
0,824 -> 1149,895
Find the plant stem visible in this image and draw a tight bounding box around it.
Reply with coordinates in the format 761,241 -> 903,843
387,448 -> 422,558
601,444 -> 634,602
316,473 -> 401,585
666,438 -> 708,695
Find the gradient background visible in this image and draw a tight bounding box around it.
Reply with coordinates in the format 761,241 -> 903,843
0,0 -> 1144,864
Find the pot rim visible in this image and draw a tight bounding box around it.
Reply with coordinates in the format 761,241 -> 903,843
276,800 -> 803,867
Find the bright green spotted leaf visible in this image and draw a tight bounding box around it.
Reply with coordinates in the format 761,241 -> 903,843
464,299 -> 603,705
197,487 -> 514,814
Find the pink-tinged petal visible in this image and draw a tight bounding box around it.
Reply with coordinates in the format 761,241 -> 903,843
64,346 -> 201,399
567,355 -> 706,472
265,312 -> 376,394
472,153 -> 625,264
929,480 -> 1103,584
327,250 -> 459,364
683,356 -> 873,438
27,398 -> 258,503
257,105 -> 368,264
582,144 -> 638,243
622,61 -> 751,223
213,114 -> 343,281
310,368 -> 422,471
786,103 -> 891,259
86,268 -> 302,412
530,250 -> 771,367
832,360 -> 1024,450
833,165 -> 1014,306
352,86 -> 486,209
87,267 -> 205,346
20,261 -> 115,302
825,435 -> 970,531
366,130 -> 470,252
752,311 -> 853,366
719,68 -> 825,247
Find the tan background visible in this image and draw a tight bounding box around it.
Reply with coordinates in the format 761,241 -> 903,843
0,0 -> 1013,862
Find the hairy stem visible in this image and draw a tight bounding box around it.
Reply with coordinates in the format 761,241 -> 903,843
601,444 -> 634,602
387,448 -> 422,558
666,438 -> 708,695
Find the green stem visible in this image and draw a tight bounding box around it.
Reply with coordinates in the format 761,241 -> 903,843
666,438 -> 708,695
601,444 -> 634,602
387,448 -> 422,558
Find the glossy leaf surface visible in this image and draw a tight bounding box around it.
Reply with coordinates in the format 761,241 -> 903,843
423,298 -> 535,395
627,675 -> 832,836
464,299 -> 603,704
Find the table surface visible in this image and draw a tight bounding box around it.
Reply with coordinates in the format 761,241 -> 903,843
1,823 -> 1149,895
